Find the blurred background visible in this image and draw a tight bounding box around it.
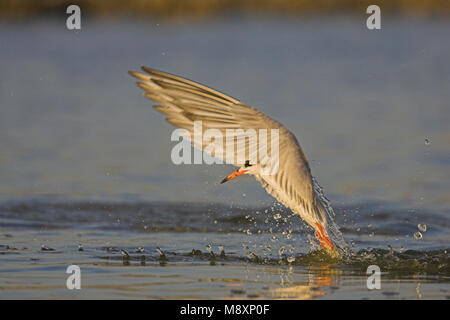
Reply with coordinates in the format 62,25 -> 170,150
0,0 -> 449,213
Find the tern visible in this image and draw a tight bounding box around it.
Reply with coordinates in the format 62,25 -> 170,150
129,67 -> 346,255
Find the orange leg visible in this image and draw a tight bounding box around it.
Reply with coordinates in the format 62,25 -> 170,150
314,223 -> 334,249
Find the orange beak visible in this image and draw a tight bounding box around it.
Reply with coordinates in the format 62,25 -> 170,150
220,169 -> 248,184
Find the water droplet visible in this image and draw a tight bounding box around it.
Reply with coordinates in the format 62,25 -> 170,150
206,244 -> 215,259
417,224 -> 427,232
218,245 -> 225,257
414,232 -> 423,240
247,252 -> 259,261
388,245 -> 394,255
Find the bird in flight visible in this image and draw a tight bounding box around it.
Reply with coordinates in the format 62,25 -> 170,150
129,67 -> 346,256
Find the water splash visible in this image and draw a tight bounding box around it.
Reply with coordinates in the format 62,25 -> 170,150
41,245 -> 55,251
218,245 -> 225,257
418,224 -> 427,232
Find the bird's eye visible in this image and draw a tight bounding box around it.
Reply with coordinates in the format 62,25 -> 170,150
244,160 -> 252,168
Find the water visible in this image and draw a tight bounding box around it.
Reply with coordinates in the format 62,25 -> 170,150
0,201 -> 448,299
0,17 -> 449,299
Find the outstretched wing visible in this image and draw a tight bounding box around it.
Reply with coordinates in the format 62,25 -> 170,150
129,67 -> 324,226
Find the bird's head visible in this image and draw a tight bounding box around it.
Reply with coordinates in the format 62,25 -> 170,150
220,160 -> 257,184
